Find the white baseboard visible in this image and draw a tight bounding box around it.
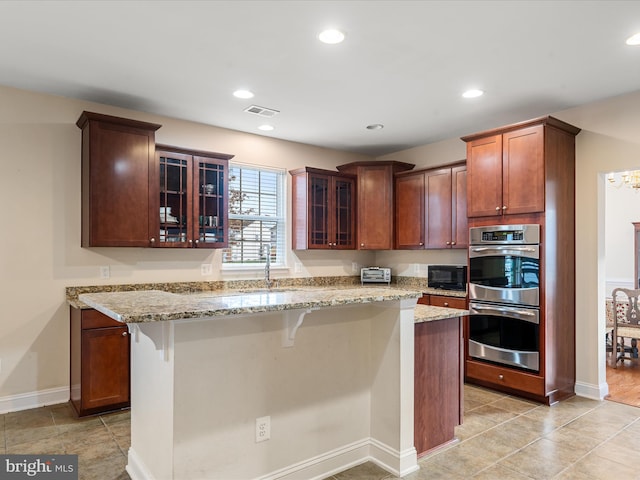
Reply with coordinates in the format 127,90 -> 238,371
0,386 -> 68,414
574,380 -> 609,401
126,438 -> 418,480
126,448 -> 156,480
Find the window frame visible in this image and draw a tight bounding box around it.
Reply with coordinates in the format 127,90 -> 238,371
222,162 -> 287,270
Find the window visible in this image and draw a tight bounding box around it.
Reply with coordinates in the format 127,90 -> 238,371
223,164 -> 285,267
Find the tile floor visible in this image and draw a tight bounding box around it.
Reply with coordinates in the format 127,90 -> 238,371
1,384 -> 639,480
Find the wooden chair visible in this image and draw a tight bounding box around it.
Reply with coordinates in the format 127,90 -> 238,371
611,288 -> 640,368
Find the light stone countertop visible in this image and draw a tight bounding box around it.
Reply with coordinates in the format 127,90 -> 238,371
77,286 -> 467,324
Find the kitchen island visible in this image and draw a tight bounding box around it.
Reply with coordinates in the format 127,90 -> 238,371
77,286 -> 466,480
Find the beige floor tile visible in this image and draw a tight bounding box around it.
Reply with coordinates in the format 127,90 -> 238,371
456,429 -> 521,463
471,463 -> 536,479
4,424 -> 60,448
428,443 -> 497,477
544,424 -> 604,454
464,403 -> 518,426
555,450 -> 638,479
78,453 -> 128,480
488,395 -> 540,415
4,407 -> 54,430
402,460 -> 466,480
6,434 -> 67,454
332,461 -> 391,480
499,438 -> 585,479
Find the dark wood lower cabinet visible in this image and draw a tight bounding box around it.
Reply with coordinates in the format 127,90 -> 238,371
70,307 -> 130,416
414,316 -> 463,456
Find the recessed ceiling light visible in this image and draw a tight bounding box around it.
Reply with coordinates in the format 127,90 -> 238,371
318,29 -> 345,44
258,124 -> 274,131
366,124 -> 384,130
462,89 -> 484,99
233,89 -> 254,99
626,32 -> 640,45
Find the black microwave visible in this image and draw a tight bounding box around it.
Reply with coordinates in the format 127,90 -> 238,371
428,265 -> 467,291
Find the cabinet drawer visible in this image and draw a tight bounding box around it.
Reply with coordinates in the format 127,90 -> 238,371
430,295 -> 467,309
466,359 -> 544,396
417,294 -> 430,305
81,309 -> 122,329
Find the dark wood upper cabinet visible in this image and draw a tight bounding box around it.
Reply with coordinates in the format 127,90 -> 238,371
77,111 -> 161,247
395,172 -> 425,249
463,116 -> 580,219
395,162 -> 467,250
337,161 -> 414,250
290,167 -> 356,250
77,112 -> 233,248
155,146 -> 233,248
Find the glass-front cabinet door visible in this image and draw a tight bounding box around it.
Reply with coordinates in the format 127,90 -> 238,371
309,175 -> 330,248
195,157 -> 227,248
158,151 -> 192,247
334,176 -> 355,249
155,146 -> 232,248
308,172 -> 355,249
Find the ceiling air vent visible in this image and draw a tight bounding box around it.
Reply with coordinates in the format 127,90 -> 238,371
243,105 -> 280,118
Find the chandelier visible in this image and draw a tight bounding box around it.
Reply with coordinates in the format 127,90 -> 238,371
607,171 -> 640,189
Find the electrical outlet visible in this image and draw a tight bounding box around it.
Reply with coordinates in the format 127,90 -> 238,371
352,262 -> 359,273
294,262 -> 302,273
256,416 -> 270,442
99,266 -> 110,279
201,264 -> 213,276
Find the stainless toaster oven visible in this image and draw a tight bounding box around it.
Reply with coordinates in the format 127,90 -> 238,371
361,267 -> 391,285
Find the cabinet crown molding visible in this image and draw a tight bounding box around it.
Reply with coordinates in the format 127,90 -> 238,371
76,110 -> 162,132
460,115 -> 581,143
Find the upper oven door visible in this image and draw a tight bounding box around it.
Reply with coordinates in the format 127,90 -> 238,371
468,245 -> 540,306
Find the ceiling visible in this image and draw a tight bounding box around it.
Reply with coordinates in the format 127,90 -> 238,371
1,1 -> 640,156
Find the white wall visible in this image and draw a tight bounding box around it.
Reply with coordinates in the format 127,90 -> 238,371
558,91 -> 640,398
605,173 -> 640,291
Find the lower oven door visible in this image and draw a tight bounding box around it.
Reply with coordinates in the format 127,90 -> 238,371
468,301 -> 540,372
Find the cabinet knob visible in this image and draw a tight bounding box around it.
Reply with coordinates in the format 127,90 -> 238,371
498,374 -> 504,380
122,331 -> 128,337
446,241 -> 451,245
502,205 -> 507,210
360,243 -> 365,247
150,237 -> 156,244
444,302 -> 449,307
451,241 -> 456,245
194,240 -> 199,245
419,242 -> 424,246
188,239 -> 193,244
495,206 -> 500,211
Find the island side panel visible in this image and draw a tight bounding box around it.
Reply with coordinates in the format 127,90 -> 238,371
368,298 -> 418,476
170,307 -> 375,480
414,316 -> 462,456
126,321 -> 175,480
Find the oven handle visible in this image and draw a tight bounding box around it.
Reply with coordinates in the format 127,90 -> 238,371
470,246 -> 537,253
470,303 -> 540,324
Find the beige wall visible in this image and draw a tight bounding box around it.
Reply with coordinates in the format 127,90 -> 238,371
3,81 -> 640,405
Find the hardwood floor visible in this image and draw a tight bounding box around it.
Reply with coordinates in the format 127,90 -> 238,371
606,355 -> 640,407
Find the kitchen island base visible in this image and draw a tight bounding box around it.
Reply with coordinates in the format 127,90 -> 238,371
123,300 -> 419,480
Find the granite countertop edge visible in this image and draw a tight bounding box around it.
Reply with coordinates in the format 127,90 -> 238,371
77,286 -> 467,325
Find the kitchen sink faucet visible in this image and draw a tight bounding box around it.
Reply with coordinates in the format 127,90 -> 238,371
262,243 -> 272,289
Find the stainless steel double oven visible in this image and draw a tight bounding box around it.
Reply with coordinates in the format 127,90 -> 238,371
468,224 -> 541,372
